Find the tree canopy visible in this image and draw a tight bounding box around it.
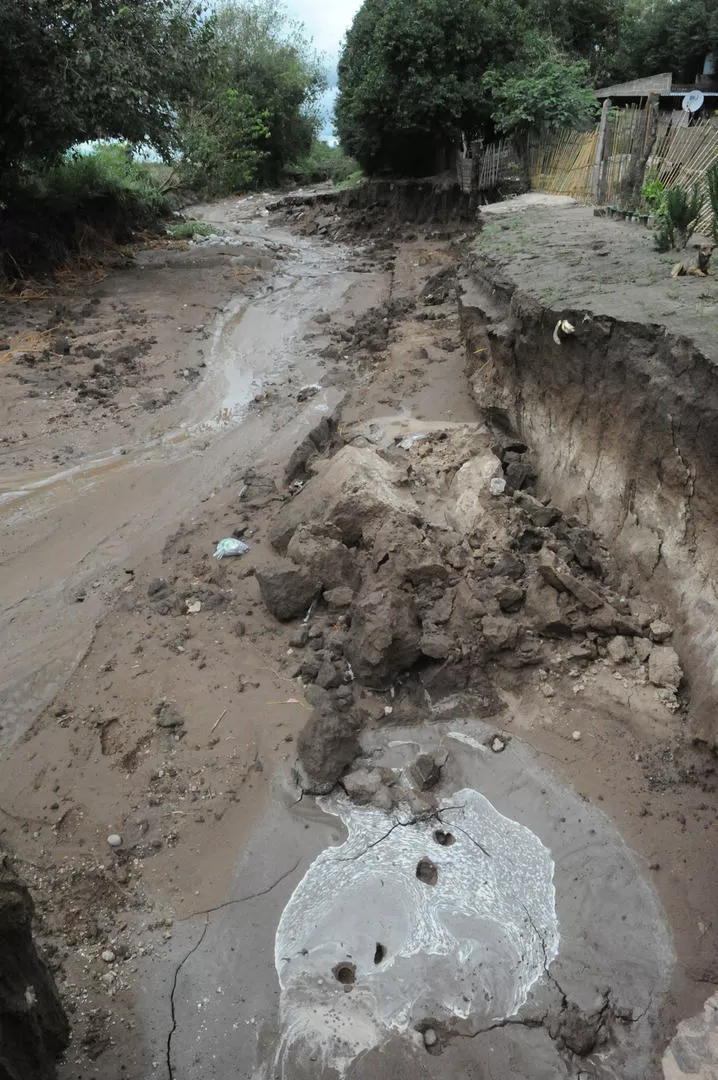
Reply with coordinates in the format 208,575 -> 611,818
336,0 -> 718,175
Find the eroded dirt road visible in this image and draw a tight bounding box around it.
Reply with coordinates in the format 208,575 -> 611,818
0,193 -> 716,1080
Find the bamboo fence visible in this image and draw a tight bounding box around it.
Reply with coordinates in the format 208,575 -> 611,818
521,108 -> 718,231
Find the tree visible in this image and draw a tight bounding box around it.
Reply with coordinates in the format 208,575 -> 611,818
485,60 -> 600,135
336,0 -> 523,175
0,0 -> 211,184
336,0 -> 623,175
180,0 -> 326,190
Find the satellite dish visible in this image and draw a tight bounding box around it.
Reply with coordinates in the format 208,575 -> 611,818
682,90 -> 705,113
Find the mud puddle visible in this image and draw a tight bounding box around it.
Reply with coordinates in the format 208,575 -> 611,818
0,209 -> 383,744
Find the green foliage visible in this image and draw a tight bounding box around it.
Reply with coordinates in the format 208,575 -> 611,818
284,142 -> 361,186
641,176 -> 666,214
179,89 -> 271,196
609,0 -> 718,85
485,60 -> 599,135
336,0 -> 622,174
26,144 -> 172,222
180,1 -> 325,193
654,219 -> 675,252
707,165 -> 718,244
166,220 -> 219,239
0,0 -> 212,187
665,183 -> 703,247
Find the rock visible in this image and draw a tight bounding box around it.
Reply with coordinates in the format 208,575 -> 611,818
316,659 -> 342,690
286,524 -> 358,591
423,1028 -> 438,1048
409,753 -> 442,790
107,834 -> 122,848
504,460 -> 537,491
491,736 -> 506,753
648,646 -> 683,691
515,491 -> 561,527
572,731 -> 582,741
489,554 -> 525,580
538,550 -> 603,610
297,707 -> 362,792
635,637 -> 652,663
497,582 -> 525,612
345,588 -> 421,687
607,636 -> 632,664
342,767 -> 383,804
269,446 -> 418,551
650,619 -> 673,643
490,477 -> 506,496
481,615 -> 519,652
525,578 -> 572,637
289,626 -> 309,648
0,868 -> 70,1080
256,561 -> 319,621
420,630 -> 452,660
446,453 -> 504,536
101,950 -> 115,964
324,586 -> 354,609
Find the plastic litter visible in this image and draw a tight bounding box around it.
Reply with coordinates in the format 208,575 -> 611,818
213,538 -> 249,560
397,433 -> 428,450
490,477 -> 507,496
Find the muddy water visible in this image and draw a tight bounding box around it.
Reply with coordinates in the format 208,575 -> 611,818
0,222 -> 382,745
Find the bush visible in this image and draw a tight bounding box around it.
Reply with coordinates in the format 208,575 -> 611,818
284,142 -> 361,186
708,164 -> 718,244
0,144 -> 173,279
665,183 -> 703,249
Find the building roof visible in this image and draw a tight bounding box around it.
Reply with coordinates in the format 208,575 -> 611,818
596,73 -> 718,99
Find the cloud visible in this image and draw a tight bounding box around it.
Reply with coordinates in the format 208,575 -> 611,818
285,0 -> 363,58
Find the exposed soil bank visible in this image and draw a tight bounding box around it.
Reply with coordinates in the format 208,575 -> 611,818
460,200 -> 718,744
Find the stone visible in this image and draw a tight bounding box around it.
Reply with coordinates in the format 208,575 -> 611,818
107,834 -> 123,848
648,646 -> 682,691
324,586 -> 354,609
635,637 -> 653,663
650,619 -> 673,643
316,660 -> 342,690
423,1028 -> 438,1048
420,630 -> 452,660
409,753 -> 442,790
286,524 -> 358,591
446,452 -> 504,536
101,950 -> 115,964
345,588 -> 421,687
342,768 -> 383,804
297,707 -> 362,792
538,551 -> 603,610
0,868 -> 70,1080
497,582 -> 525,612
572,731 -> 582,741
289,626 -> 309,648
607,636 -> 632,664
269,446 -> 418,552
481,615 -> 520,651
256,561 -> 319,622
491,736 -> 506,753
489,553 -> 525,580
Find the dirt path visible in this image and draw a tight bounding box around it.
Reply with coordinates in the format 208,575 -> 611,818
0,193 -> 716,1080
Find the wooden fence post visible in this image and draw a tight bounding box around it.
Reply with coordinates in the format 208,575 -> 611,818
592,98 -> 611,204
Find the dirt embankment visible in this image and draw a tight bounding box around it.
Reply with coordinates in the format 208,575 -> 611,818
460,200 -> 718,744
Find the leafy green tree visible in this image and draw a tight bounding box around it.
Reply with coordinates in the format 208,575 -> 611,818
604,0 -> 718,85
336,0 -> 623,174
0,0 -> 211,185
485,60 -> 600,135
181,1 -> 325,191
336,0 -> 523,174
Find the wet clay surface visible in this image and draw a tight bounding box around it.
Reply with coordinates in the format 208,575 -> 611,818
0,192 -> 716,1079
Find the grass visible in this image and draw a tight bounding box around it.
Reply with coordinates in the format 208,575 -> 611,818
165,220 -> 218,239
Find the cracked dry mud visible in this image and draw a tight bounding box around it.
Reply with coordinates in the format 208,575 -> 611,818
1,189 -> 717,1080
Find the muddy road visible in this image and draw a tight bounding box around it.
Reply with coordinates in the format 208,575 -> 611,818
0,192 -> 716,1080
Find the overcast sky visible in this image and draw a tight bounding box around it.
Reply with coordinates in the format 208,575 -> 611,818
285,0 -> 363,136
286,0 -> 363,62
